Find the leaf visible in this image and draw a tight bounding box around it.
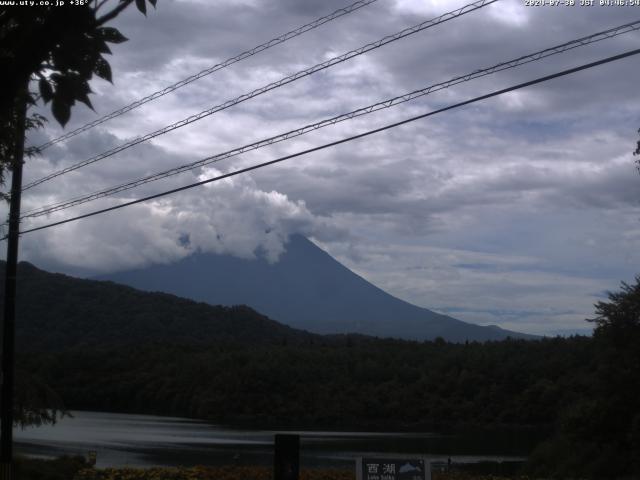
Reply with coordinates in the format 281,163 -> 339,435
135,0 -> 146,15
96,39 -> 112,55
52,97 -> 71,127
75,51 -> 97,78
75,86 -> 94,111
51,43 -> 78,72
96,27 -> 128,44
39,78 -> 53,103
93,57 -> 112,83
59,73 -> 94,111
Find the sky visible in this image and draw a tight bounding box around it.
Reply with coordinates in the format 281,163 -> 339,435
6,0 -> 640,336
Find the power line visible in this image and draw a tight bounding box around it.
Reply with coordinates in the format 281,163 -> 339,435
23,0 -> 497,191
19,19 -> 640,220
13,47 -> 640,238
35,0 -> 380,151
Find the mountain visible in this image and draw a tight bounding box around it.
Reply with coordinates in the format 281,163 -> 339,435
0,261 -> 316,352
100,235 -> 533,341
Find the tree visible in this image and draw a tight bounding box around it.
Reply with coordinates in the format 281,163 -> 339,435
0,0 -> 157,187
13,370 -> 67,429
529,277 -> 640,478
0,111 -> 44,202
0,0 -> 158,431
588,276 -> 640,476
591,275 -> 640,331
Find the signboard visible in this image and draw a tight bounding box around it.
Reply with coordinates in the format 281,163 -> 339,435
357,458 -> 431,480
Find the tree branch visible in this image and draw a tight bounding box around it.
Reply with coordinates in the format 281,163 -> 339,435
95,0 -> 110,12
96,0 -> 134,26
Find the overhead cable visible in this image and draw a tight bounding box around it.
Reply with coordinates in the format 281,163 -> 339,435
20,19 -> 640,220
35,0 -> 380,151
23,0 -> 497,191
13,47 -> 640,238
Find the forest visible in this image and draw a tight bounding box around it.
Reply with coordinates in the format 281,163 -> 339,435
20,336 -> 592,430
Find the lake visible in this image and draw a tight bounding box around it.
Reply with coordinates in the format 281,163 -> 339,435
14,411 -> 537,469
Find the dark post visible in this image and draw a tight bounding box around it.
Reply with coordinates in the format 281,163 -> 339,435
274,434 -> 299,480
0,84 -> 28,480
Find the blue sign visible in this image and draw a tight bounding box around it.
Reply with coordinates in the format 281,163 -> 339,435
359,458 -> 429,480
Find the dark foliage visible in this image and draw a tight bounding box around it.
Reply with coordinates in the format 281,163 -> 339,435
19,337 -> 594,432
13,369 -> 67,428
528,276 -> 640,479
14,455 -> 88,480
0,0 -> 156,124
0,0 -> 155,190
0,106 -> 45,201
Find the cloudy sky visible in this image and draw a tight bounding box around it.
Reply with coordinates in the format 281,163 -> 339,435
7,0 -> 640,335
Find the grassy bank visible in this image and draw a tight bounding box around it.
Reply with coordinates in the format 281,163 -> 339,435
16,457 -> 533,480
76,466 -> 529,480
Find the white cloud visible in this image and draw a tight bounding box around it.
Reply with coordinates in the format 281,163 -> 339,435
487,0 -> 529,27
18,170 -> 343,273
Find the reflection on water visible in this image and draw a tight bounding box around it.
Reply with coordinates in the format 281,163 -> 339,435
15,411 -> 536,469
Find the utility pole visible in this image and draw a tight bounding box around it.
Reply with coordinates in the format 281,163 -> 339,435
1,83 -> 28,480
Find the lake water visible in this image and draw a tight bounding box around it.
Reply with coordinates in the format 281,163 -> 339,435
14,411 -> 535,469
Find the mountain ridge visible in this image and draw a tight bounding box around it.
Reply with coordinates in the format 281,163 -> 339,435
100,234 -> 534,341
0,260 -> 319,352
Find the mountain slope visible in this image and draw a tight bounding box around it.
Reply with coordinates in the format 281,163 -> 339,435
101,235 -> 532,341
0,261 -> 316,352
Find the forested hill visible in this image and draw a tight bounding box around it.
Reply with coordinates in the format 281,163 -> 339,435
0,261 -> 317,352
